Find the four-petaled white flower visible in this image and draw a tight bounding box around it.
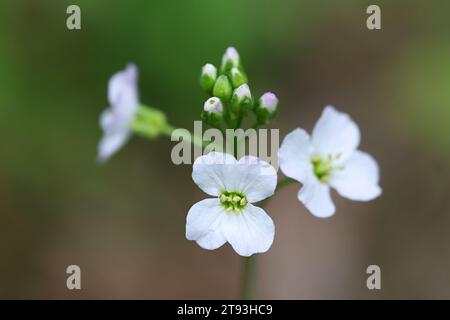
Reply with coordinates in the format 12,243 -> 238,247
279,106 -> 382,218
186,152 -> 277,256
98,64 -> 139,163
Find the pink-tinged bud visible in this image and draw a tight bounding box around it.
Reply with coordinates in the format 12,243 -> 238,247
259,92 -> 278,113
200,63 -> 217,92
221,47 -> 240,71
204,97 -> 223,113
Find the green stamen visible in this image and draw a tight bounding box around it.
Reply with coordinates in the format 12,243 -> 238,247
311,154 -> 343,183
220,191 -> 248,214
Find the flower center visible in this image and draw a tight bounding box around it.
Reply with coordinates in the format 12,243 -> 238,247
220,191 -> 248,214
311,154 -> 343,183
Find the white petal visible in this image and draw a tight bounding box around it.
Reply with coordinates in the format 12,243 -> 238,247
330,150 -> 382,201
192,153 -> 277,202
312,106 -> 360,161
279,128 -> 314,183
100,109 -> 114,130
194,151 -> 237,165
97,130 -> 130,163
192,152 -> 237,197
186,198 -> 227,250
108,64 -> 139,119
221,204 -> 275,257
100,108 -> 130,133
298,173 -> 335,218
236,156 -> 277,203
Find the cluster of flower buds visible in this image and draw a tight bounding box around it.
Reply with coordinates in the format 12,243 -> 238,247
200,47 -> 278,129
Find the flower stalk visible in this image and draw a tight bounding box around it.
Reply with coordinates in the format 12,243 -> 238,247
97,48 -> 382,301
241,255 -> 257,300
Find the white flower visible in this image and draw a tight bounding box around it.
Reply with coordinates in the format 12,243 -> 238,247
97,64 -> 139,163
186,152 -> 277,256
279,106 -> 382,218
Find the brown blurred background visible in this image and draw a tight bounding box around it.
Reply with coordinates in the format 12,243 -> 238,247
0,0 -> 450,299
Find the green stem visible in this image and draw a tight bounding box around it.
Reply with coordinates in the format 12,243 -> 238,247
162,124 -> 209,149
132,105 -> 214,150
134,106 -> 292,300
239,177 -> 295,299
241,255 -> 257,299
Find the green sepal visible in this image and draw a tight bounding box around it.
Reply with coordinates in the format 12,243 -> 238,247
131,105 -> 171,138
201,110 -> 223,128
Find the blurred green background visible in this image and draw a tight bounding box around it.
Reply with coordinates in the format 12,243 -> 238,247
1,0 -> 450,299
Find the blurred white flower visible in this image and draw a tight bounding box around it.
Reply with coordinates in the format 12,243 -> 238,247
186,152 -> 277,256
279,106 -> 382,218
97,64 -> 139,163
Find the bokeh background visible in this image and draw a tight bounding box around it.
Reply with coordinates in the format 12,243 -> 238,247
1,0 -> 450,299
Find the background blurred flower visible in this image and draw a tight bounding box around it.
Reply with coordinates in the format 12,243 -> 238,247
279,106 -> 382,218
97,63 -> 139,163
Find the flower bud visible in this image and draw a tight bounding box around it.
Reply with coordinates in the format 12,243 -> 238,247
231,84 -> 253,113
213,75 -> 232,101
202,97 -> 223,128
230,67 -> 247,88
200,63 -> 217,93
255,92 -> 279,124
221,47 -> 240,72
203,97 -> 223,113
